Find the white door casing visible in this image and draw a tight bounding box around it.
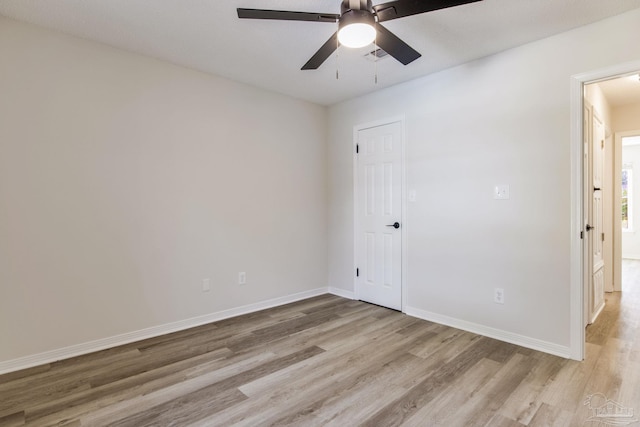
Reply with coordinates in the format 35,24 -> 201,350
583,103 -> 591,328
570,62 -> 640,361
614,130 -> 640,292
355,120 -> 403,310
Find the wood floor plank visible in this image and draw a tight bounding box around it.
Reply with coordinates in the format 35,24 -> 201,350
409,327 -> 481,361
208,321 -> 425,426
440,352 -> 536,427
586,294 -> 619,345
22,347 -> 233,425
618,358 -> 640,417
497,352 -> 566,425
0,411 -> 25,427
261,333 -> 438,426
75,351 -> 277,427
359,336 -> 510,427
106,346 -> 324,427
0,350 -> 143,412
110,387 -> 247,427
538,341 -> 603,413
400,357 -> 503,427
483,414 -> 527,427
317,355 -> 423,426
0,364 -> 51,385
527,403 -> 573,427
237,327 -> 375,398
581,336 -> 628,396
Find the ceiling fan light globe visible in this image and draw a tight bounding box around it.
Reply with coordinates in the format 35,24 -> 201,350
338,23 -> 376,48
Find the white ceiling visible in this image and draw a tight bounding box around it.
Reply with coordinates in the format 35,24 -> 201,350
597,74 -> 640,108
2,0 -> 640,105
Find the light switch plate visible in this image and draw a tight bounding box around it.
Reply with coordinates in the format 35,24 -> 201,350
494,185 -> 510,200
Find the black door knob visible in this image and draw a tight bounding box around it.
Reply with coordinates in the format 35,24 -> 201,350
386,222 -> 400,229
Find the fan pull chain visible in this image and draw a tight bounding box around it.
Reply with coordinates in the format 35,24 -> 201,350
374,25 -> 378,85
335,23 -> 340,80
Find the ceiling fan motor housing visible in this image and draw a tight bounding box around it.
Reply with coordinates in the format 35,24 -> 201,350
341,0 -> 374,14
340,0 -> 375,32
339,9 -> 375,32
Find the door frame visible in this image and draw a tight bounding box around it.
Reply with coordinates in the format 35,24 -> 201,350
615,129 -> 640,290
353,116 -> 407,311
570,60 -> 640,360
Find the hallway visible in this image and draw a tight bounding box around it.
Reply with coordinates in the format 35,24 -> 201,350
587,259 -> 640,345
582,259 -> 640,423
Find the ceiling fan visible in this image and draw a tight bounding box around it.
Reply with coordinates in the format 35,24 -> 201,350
237,0 -> 482,70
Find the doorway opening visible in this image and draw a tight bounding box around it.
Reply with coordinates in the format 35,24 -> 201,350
618,132 -> 640,303
619,132 -> 640,264
572,67 -> 640,360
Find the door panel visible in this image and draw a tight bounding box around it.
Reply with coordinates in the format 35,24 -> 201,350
593,120 -> 603,190
589,110 -> 606,323
592,190 -> 604,268
583,104 -> 591,327
356,121 -> 402,310
592,265 -> 605,317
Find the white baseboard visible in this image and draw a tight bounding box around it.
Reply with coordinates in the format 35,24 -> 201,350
404,306 -> 572,359
622,254 -> 640,260
328,287 -> 356,300
0,287 -> 327,375
1,290 -> 573,374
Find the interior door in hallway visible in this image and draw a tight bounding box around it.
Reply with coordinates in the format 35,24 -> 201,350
355,121 -> 403,311
588,110 -> 606,324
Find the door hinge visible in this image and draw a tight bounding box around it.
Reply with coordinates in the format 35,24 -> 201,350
602,233 -> 605,242
580,231 -> 583,239
356,268 -> 359,277
356,144 -> 359,154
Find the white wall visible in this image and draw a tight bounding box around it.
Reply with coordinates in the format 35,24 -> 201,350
0,17 -> 328,364
328,8 -> 640,350
613,102 -> 640,132
585,84 -> 612,127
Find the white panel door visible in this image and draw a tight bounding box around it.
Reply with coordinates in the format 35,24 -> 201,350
590,112 -> 606,322
583,104 -> 591,327
355,121 -> 402,310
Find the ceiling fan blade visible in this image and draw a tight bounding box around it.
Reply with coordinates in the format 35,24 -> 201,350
237,8 -> 339,23
302,32 -> 339,70
373,0 -> 482,23
375,24 -> 421,65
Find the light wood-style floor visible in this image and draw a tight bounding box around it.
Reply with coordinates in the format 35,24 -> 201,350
2,263 -> 640,427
